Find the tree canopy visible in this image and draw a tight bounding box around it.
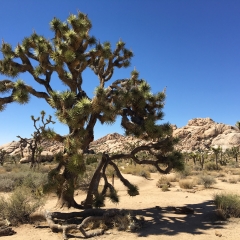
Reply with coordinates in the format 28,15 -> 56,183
0,11 -> 183,209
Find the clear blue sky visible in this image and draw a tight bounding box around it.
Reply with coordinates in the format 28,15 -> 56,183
0,0 -> 240,145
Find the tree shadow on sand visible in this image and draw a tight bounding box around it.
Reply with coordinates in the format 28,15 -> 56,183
131,200 -> 225,237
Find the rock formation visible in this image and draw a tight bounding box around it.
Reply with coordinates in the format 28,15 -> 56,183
1,118 -> 240,159
173,118 -> 240,152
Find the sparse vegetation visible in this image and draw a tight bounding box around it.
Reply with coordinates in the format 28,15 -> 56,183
0,165 -> 48,192
197,174 -> 216,188
0,186 -> 44,225
205,162 -> 221,171
156,176 -> 171,188
214,193 -> 240,219
121,164 -> 151,179
179,179 -> 195,189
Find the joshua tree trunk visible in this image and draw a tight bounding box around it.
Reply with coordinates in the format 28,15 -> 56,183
84,153 -> 109,208
215,154 -> 218,169
55,170 -> 82,209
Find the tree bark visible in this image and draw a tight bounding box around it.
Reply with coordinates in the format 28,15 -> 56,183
55,169 -> 83,209
83,153 -> 109,208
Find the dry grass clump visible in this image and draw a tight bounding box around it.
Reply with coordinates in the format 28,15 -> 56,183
197,174 -> 216,188
179,179 -> 195,189
156,176 -> 171,191
167,174 -> 179,182
214,193 -> 240,219
121,164 -> 151,179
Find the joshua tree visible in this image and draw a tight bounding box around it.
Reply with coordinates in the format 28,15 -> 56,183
211,146 -> 222,169
196,148 -> 208,170
0,12 -> 183,209
17,111 -> 55,168
0,149 -> 7,165
189,152 -> 198,165
226,146 -> 239,162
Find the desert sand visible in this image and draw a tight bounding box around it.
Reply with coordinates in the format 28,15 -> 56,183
5,172 -> 240,240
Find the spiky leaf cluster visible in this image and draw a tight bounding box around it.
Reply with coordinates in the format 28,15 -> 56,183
12,80 -> 30,104
66,154 -> 86,175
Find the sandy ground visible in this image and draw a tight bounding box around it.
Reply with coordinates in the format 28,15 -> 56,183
5,172 -> 240,240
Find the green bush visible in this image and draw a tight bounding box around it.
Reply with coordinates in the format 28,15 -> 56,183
214,193 -> 240,219
0,186 -> 45,225
198,174 -> 216,188
205,162 -> 221,171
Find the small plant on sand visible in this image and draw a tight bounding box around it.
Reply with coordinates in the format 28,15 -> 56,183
156,176 -> 171,189
179,179 -> 195,189
161,184 -> 170,191
214,193 -> 240,219
0,186 -> 44,225
198,174 -> 216,188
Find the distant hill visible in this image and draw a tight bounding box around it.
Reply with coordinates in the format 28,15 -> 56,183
1,118 -> 240,159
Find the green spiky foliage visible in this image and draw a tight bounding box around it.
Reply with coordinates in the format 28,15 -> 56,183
0,11 -> 183,209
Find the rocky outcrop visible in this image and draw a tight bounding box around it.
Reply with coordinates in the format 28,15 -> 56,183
0,139 -> 63,163
1,118 -> 240,157
173,118 -> 240,152
89,133 -> 151,154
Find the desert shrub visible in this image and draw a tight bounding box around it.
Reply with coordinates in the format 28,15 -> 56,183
0,178 -> 15,192
197,174 -> 216,188
138,170 -> 151,179
214,193 -> 240,219
167,174 -> 179,182
0,170 -> 47,192
161,184 -> 170,192
122,164 -> 151,179
0,186 -> 44,225
228,178 -> 238,184
176,166 -> 191,179
205,162 -> 221,171
179,179 -> 195,189
156,176 -> 171,188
